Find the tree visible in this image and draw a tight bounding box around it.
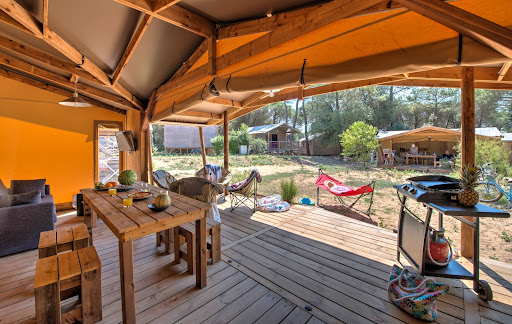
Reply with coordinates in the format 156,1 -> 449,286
302,98 -> 311,156
339,121 -> 378,166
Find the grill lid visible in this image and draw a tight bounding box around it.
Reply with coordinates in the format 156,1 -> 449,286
406,175 -> 462,191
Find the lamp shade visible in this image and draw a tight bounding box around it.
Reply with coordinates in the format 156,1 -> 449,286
59,92 -> 91,107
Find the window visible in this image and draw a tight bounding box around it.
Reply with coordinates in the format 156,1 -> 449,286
94,121 -> 124,183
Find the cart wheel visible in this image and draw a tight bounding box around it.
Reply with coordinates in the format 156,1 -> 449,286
478,280 -> 493,301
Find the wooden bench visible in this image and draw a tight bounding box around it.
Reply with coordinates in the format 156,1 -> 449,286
38,223 -> 90,258
174,219 -> 221,274
34,246 -> 102,324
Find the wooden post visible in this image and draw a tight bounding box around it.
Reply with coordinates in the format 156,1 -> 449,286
198,127 -> 207,166
389,140 -> 393,165
223,111 -> 229,170
461,66 -> 475,259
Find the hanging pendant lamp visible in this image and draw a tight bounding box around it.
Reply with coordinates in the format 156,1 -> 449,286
59,77 -> 91,107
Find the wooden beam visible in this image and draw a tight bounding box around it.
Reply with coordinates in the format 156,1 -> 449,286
42,0 -> 48,37
151,0 -> 181,14
198,127 -> 206,165
497,62 -> 511,82
0,35 -> 101,85
112,0 -> 213,37
155,120 -> 208,127
208,34 -> 216,76
0,51 -> 137,109
223,111 -> 228,170
0,0 -> 144,109
0,0 -> 42,36
386,78 -> 512,90
112,14 -> 153,85
142,90 -> 157,132
241,92 -> 267,107
176,110 -> 222,119
0,9 -> 31,34
156,0 -> 384,97
217,0 -> 460,39
207,97 -> 242,107
0,68 -> 125,114
460,66 -> 475,259
394,0 -> 512,59
167,39 -> 208,83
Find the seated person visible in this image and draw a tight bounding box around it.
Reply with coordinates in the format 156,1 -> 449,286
409,144 -> 419,164
442,150 -> 454,160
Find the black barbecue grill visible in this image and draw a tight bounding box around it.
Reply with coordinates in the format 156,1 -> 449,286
395,175 -> 510,301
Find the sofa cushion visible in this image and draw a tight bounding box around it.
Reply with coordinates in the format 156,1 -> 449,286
10,179 -> 46,198
0,179 -> 7,196
0,190 -> 41,208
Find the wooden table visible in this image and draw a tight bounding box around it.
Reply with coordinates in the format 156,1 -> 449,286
81,182 -> 211,324
406,154 -> 437,167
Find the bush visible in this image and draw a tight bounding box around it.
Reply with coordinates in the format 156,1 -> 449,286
454,138 -> 512,176
339,121 -> 378,166
231,169 -> 250,183
211,135 -> 224,155
250,138 -> 267,154
280,179 -> 298,203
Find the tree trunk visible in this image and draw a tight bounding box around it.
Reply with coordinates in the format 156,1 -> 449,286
335,92 -> 339,111
283,101 -> 288,124
293,99 -> 299,129
302,99 -> 311,156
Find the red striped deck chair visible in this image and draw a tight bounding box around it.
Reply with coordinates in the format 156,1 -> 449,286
315,169 -> 375,216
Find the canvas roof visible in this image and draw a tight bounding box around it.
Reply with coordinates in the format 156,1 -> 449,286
0,0 -> 511,126
502,133 -> 512,142
377,126 -> 502,143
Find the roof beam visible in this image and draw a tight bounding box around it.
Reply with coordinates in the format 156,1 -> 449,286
394,0 -> 512,59
386,78 -> 512,90
166,39 -> 207,84
151,0 -> 181,14
0,34 -> 101,85
207,97 -> 242,107
112,14 -> 153,85
0,68 -> 125,114
0,9 -> 31,34
155,120 -> 209,127
0,51 -> 137,109
497,62 -> 511,82
112,0 -> 213,37
0,0 -> 144,109
217,0 -> 458,39
176,110 -> 222,119
241,92 -> 267,107
156,0 -> 384,97
42,0 -> 48,37
208,32 -> 216,76
142,90 -> 156,131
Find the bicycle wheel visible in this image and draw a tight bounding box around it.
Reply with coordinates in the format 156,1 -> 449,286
476,182 -> 503,202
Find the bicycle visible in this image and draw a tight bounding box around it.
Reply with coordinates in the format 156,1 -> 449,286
476,162 -> 512,208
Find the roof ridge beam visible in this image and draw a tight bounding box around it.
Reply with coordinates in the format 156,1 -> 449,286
112,13 -> 153,85
156,0 -> 385,98
151,0 -> 181,14
113,0 -> 213,37
394,0 -> 512,59
0,0 -> 144,109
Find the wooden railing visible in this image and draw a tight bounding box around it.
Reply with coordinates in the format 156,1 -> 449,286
267,141 -> 299,153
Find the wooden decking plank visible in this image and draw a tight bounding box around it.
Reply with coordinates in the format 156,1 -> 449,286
223,247 -> 370,323
174,277 -> 258,324
237,239 -> 430,323
281,306 -> 313,324
202,284 -> 270,324
140,270 -> 247,323
306,316 -> 327,324
254,298 -> 296,324
228,291 -> 283,324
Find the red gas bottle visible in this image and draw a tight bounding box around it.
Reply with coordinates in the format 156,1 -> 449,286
425,228 -> 452,267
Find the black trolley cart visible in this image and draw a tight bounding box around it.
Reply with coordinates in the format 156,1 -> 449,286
396,176 -> 510,301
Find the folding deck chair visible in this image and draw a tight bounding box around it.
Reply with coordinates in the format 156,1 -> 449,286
226,169 -> 261,212
315,169 -> 375,216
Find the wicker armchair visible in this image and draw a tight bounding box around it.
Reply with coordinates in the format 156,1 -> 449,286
152,170 -> 177,190
195,166 -> 232,189
169,177 -> 223,204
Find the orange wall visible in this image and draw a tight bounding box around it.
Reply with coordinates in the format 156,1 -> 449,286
0,76 -> 124,204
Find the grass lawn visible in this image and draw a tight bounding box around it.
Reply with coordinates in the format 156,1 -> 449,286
153,153 -> 512,263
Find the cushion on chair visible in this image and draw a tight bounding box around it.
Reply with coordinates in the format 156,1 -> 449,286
10,179 -> 46,198
0,190 -> 41,208
0,179 -> 7,196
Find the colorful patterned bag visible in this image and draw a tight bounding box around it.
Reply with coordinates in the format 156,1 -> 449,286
387,265 -> 450,322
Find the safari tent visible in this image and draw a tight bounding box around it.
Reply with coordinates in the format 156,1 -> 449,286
2,0 -> 512,322
248,123 -> 300,154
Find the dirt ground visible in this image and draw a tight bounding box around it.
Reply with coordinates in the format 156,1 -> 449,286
153,154 -> 512,263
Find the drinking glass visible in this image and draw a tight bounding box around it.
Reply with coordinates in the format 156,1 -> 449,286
123,196 -> 133,208
141,183 -> 149,192
108,188 -> 117,196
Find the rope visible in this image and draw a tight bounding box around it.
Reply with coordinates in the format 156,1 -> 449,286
387,268 -> 436,302
457,34 -> 463,66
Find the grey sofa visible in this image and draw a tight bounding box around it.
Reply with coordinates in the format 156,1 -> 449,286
0,185 -> 57,257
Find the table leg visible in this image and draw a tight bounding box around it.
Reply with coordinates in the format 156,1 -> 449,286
84,202 -> 93,246
406,156 -> 409,165
119,241 -> 135,324
195,215 -> 207,288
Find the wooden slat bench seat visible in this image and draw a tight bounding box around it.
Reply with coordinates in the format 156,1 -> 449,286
34,246 -> 102,324
174,219 -> 221,274
38,223 -> 90,258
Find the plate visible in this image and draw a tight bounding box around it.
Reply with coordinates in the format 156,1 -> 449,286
131,191 -> 153,200
148,203 -> 168,212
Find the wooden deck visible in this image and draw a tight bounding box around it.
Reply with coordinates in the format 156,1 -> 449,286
1,200 -> 511,323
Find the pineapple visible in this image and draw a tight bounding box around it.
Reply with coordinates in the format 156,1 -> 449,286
458,164 -> 481,207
